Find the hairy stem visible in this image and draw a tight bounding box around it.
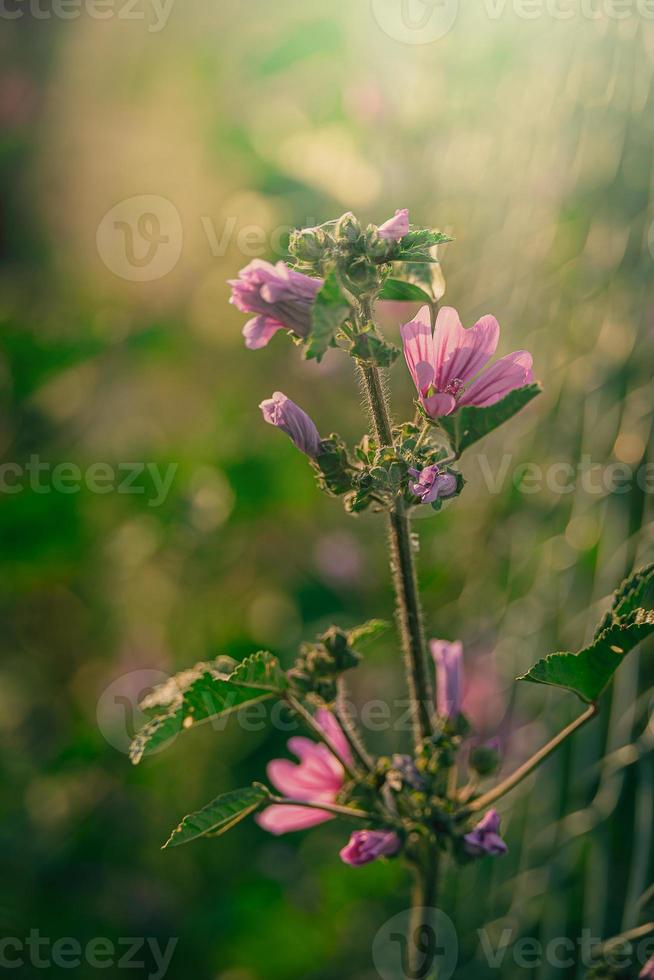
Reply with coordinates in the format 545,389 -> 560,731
466,702 -> 599,813
335,678 -> 375,772
357,362 -> 433,748
409,846 -> 440,978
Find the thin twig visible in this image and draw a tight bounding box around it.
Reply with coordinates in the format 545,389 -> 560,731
335,678 -> 375,772
267,796 -> 370,821
286,694 -> 360,781
465,702 -> 599,813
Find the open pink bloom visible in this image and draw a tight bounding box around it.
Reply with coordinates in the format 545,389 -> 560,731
378,208 -> 409,241
339,829 -> 401,866
228,259 -> 323,349
260,391 -> 322,458
401,306 -> 533,418
256,709 -> 353,835
463,809 -> 508,857
409,465 -> 457,504
640,956 -> 654,978
430,639 -> 463,719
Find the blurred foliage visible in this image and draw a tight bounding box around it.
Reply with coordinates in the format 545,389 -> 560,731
1,3 -> 654,978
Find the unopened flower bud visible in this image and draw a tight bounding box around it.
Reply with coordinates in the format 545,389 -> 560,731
336,211 -> 362,244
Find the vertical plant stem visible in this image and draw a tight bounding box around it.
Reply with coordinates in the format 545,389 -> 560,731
358,362 -> 433,748
409,846 -> 440,977
335,678 -> 375,772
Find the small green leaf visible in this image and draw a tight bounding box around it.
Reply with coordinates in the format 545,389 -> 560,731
163,785 -> 268,848
130,652 -> 287,764
390,262 -> 446,303
518,565 -> 654,702
306,270 -> 351,361
377,278 -> 433,303
350,332 -> 399,367
439,383 -> 541,456
396,229 -> 452,262
347,619 -> 390,648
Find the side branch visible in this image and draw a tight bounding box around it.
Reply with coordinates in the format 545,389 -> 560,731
466,702 -> 599,813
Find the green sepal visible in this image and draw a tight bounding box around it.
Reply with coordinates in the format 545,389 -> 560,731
305,270 -> 351,362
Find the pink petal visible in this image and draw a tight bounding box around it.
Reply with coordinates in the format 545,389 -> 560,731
439,314 -> 500,387
459,351 -> 533,408
242,316 -> 283,350
255,804 -> 334,835
315,708 -> 353,766
431,306 -> 465,388
286,736 -> 344,789
400,306 -> 435,395
266,756 -> 339,799
422,392 -> 456,418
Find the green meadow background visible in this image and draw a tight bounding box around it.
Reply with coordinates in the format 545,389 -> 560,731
2,2 -> 654,977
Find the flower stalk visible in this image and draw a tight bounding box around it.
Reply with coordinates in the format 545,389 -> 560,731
357,358 -> 434,747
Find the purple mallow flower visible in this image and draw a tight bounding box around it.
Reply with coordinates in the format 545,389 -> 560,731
463,809 -> 508,857
409,465 -> 457,504
339,829 -> 401,866
401,305 -> 533,418
430,639 -> 463,720
228,259 -> 323,349
260,392 -> 322,458
640,956 -> 654,978
378,208 -> 409,241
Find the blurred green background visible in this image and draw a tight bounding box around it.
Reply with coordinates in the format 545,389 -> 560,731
2,2 -> 654,977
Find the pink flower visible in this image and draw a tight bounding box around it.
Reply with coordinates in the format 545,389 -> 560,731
430,639 -> 463,719
256,709 -> 353,835
409,465 -> 457,504
378,208 -> 409,241
401,306 -> 533,418
339,829 -> 401,866
259,391 -> 322,458
228,259 -> 323,349
640,956 -> 654,978
463,809 -> 508,857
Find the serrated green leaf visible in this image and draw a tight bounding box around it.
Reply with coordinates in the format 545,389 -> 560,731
306,270 -> 351,361
517,610 -> 654,702
594,563 -> 654,637
130,652 -> 287,764
163,785 -> 267,848
377,278 -> 433,303
347,619 -> 390,648
396,229 -> 452,262
518,565 -> 654,702
439,383 -> 541,456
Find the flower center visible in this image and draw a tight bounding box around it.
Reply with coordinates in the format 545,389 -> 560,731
443,377 -> 465,397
